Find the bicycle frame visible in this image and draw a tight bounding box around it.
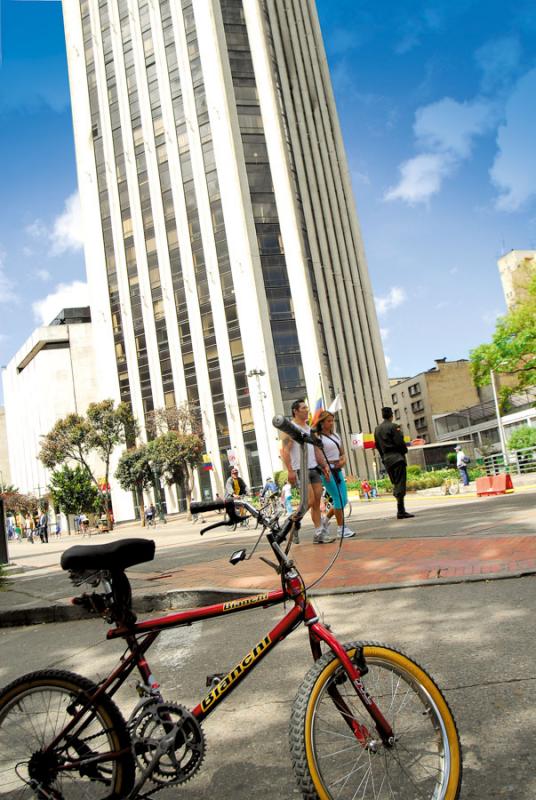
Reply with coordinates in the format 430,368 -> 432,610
47,421 -> 394,796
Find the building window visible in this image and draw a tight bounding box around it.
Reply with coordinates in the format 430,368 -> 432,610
408,382 -> 421,397
411,399 -> 424,413
394,409 -> 401,420
415,417 -> 427,431
391,393 -> 398,405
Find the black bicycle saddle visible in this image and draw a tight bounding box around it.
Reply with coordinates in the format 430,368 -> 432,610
61,538 -> 155,572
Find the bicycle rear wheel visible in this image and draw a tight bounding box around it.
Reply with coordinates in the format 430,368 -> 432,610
0,669 -> 135,799
290,641 -> 462,799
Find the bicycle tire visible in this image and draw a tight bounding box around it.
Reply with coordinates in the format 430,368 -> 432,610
0,669 -> 135,799
289,641 -> 462,800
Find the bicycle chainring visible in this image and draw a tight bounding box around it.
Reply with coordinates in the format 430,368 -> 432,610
132,701 -> 205,787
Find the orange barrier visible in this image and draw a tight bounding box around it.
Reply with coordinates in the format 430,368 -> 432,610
476,473 -> 514,497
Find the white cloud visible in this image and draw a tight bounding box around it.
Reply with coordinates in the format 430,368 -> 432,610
0,249 -> 17,304
384,354 -> 392,369
32,281 -> 88,325
414,97 -> 495,158
386,97 -> 495,205
475,36 -> 522,94
34,268 -> 52,282
24,192 -> 85,257
490,68 -> 536,211
375,287 -> 407,315
380,327 -> 389,341
25,219 -> 48,240
385,153 -> 453,204
49,193 -> 84,255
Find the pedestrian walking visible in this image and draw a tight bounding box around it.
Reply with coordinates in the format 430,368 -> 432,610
38,510 -> 49,543
281,481 -> 293,515
455,445 -> 471,486
24,514 -> 34,544
314,411 -> 355,539
280,399 -> 333,544
374,406 -> 414,519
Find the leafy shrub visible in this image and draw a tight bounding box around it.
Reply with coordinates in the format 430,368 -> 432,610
406,465 -> 423,478
507,425 -> 536,450
446,452 -> 457,466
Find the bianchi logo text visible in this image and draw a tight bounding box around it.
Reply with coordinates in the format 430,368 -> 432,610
200,635 -> 272,711
223,593 -> 269,611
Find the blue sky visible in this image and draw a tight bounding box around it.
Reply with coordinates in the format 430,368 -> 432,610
1,0 -> 535,400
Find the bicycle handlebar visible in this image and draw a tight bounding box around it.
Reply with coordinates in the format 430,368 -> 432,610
190,499 -> 228,515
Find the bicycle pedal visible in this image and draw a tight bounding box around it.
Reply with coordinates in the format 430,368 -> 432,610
206,673 -> 226,688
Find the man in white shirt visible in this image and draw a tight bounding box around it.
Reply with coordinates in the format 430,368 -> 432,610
455,445 -> 470,486
280,399 -> 334,544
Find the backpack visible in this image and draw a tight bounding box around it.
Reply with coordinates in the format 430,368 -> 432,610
462,455 -> 470,465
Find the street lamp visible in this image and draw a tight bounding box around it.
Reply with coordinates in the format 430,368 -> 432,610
490,369 -> 509,469
247,368 -> 274,476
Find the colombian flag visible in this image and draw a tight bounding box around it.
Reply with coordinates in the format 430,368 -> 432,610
310,396 -> 324,428
362,433 -> 375,450
202,454 -> 213,471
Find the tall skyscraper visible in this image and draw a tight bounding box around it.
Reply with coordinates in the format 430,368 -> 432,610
63,0 -> 388,512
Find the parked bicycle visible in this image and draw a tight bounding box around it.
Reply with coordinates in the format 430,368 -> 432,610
0,415 -> 462,799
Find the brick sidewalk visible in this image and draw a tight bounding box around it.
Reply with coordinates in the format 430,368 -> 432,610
134,533 -> 536,594
2,488 -> 536,625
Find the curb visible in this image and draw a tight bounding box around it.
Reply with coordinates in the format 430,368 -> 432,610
1,568 -> 535,628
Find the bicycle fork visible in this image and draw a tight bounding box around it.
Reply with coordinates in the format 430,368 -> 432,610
307,616 -> 395,748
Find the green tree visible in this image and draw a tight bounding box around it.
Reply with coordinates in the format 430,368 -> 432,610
470,274 -> 536,409
48,465 -> 100,533
147,430 -> 203,516
115,445 -> 154,524
0,491 -> 38,516
39,399 -> 138,528
507,425 -> 536,451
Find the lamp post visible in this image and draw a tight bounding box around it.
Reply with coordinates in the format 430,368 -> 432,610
247,368 -> 274,476
490,369 -> 509,469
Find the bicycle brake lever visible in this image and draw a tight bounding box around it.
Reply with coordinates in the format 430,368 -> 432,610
259,556 -> 281,574
200,521 -> 232,535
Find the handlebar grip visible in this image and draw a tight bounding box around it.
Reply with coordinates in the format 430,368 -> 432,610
190,500 -> 228,514
272,415 -> 321,446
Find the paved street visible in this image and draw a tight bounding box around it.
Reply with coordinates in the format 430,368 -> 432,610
1,577 -> 535,798
1,487 -> 535,625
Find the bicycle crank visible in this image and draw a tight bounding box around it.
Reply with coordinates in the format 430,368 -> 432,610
131,701 -> 205,788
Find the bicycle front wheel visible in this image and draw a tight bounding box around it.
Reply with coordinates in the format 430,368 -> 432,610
0,669 -> 135,799
290,641 -> 462,800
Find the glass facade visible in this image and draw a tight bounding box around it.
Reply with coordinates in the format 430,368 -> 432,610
73,0 -> 386,491
220,0 -> 306,407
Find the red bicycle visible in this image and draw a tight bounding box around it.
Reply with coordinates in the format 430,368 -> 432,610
0,416 -> 462,799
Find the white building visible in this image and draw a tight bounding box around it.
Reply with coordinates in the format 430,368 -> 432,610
497,249 -> 536,310
1,308 -> 134,522
62,0 -> 388,499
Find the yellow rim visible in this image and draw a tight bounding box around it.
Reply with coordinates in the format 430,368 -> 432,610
304,645 -> 461,800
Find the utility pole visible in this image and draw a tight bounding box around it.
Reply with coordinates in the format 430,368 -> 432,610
490,369 -> 509,469
247,368 -> 274,476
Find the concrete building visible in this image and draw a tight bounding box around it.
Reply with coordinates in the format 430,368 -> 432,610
62,0 -> 388,499
434,387 -> 536,456
498,249 -> 536,310
0,408 -> 11,491
389,359 -> 480,444
0,308 -> 137,519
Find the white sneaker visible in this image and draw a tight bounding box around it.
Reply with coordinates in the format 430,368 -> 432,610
313,528 -> 335,544
337,526 -> 356,539
321,515 -> 329,533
